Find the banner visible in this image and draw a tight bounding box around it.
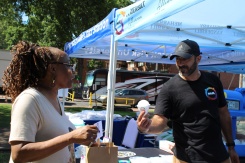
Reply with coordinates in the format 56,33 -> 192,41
114,0 -> 203,41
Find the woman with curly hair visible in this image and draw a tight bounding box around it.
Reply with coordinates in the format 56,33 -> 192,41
3,41 -> 98,163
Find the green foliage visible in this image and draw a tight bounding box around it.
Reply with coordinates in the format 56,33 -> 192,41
88,59 -> 104,70
0,1 -> 24,49
0,0 -> 132,49
0,0 -> 132,83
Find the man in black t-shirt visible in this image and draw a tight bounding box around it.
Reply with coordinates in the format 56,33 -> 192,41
137,40 -> 239,163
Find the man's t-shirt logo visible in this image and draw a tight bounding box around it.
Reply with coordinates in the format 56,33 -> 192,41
205,87 -> 217,100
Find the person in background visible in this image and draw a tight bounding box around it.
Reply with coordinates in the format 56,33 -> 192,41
137,39 -> 240,163
2,41 -> 98,163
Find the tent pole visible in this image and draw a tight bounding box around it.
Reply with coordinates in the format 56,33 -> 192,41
109,41 -> 118,141
105,41 -> 113,139
105,22 -> 117,142
228,74 -> 235,90
239,74 -> 244,88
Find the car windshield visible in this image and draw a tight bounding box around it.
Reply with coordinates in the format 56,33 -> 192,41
84,73 -> 94,87
115,89 -> 122,94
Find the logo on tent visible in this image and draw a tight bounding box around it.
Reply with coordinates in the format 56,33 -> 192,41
115,11 -> 125,35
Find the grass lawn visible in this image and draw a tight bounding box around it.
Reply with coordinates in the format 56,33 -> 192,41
0,103 -> 11,129
0,103 -> 11,163
0,151 -> 10,163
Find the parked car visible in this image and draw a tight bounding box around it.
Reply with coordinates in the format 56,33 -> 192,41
97,88 -> 149,107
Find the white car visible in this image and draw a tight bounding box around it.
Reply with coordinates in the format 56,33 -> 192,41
97,88 -> 149,107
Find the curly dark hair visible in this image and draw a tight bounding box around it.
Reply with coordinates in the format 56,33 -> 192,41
2,41 -> 55,102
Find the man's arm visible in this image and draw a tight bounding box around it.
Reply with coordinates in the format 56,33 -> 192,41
219,105 -> 240,163
219,105 -> 233,145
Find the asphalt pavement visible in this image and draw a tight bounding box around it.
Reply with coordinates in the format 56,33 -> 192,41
61,98 -> 96,108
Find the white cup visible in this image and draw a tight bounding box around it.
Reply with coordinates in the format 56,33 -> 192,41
137,100 -> 150,114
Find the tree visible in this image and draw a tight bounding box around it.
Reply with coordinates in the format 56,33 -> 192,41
0,0 -> 132,49
0,0 -> 132,85
0,1 -> 25,49
88,59 -> 104,70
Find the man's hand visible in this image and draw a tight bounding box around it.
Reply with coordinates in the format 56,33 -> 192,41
228,147 -> 240,163
137,111 -> 152,133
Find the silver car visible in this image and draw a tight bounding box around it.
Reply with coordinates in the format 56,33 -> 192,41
97,88 -> 149,107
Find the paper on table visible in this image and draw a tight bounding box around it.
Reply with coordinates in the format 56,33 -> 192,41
159,155 -> 173,163
159,140 -> 175,154
93,121 -> 103,140
129,156 -> 150,163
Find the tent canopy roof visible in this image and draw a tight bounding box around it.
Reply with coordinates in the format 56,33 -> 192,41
65,0 -> 245,74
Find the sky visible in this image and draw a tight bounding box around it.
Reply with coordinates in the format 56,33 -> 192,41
22,13 -> 28,23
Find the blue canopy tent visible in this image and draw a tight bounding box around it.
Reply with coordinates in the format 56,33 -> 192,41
64,0 -> 202,140
65,0 -> 245,68
114,0 -> 245,69
65,0 -> 203,64
64,0 -> 245,141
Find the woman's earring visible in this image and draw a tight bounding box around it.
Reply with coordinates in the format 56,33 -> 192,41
51,78 -> 55,87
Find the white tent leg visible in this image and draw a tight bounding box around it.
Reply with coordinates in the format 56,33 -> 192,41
105,31 -> 118,141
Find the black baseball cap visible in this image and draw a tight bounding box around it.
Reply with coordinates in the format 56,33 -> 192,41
170,39 -> 201,60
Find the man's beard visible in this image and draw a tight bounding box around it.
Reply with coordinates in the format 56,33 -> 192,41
177,59 -> 197,77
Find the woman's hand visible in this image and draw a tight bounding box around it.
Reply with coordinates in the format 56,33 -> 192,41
70,125 -> 99,146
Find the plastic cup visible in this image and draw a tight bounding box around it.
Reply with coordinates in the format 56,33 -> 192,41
137,100 -> 150,115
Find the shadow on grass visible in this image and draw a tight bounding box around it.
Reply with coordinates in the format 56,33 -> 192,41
0,103 -> 11,152
0,150 -> 10,163
0,104 -> 11,129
